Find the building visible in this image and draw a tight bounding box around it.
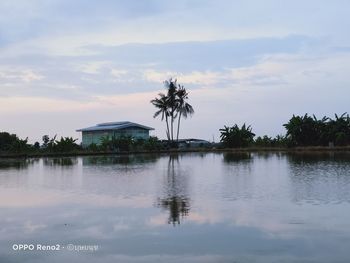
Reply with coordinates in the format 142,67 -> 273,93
77,121 -> 154,147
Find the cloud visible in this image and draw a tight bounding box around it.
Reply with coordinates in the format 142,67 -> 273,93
0,35 -> 315,101
0,68 -> 44,83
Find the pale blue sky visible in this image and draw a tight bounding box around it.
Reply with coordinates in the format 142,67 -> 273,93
0,0 -> 349,142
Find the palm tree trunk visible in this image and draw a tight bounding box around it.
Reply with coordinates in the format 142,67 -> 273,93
166,129 -> 170,140
170,111 -> 174,141
176,112 -> 182,141
165,116 -> 170,141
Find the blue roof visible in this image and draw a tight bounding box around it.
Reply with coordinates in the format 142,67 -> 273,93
76,121 -> 154,132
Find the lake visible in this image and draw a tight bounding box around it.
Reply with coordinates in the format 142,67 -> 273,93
1,152 -> 350,263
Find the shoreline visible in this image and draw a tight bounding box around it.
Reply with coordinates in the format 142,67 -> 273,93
1,146 -> 350,159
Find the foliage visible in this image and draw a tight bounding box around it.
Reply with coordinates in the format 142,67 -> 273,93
219,124 -> 255,148
33,142 -> 40,149
100,135 -> 133,151
54,137 -> 80,152
42,135 -> 57,151
0,132 -> 30,152
41,135 -> 80,152
144,136 -> 162,151
283,113 -> 350,146
99,135 -> 163,152
254,135 -> 290,147
151,79 -> 194,142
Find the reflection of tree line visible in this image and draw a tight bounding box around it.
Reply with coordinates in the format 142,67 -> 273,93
223,152 -> 252,163
0,158 -> 38,169
82,154 -> 160,165
0,157 -> 79,170
157,154 -> 190,225
287,152 -> 350,164
287,152 -> 350,204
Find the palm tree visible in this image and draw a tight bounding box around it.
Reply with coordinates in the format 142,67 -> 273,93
151,93 -> 171,140
176,86 -> 194,141
165,79 -> 178,141
151,79 -> 195,143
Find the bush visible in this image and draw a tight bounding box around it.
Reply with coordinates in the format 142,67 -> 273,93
219,124 -> 255,148
0,132 -> 30,153
144,136 -> 162,151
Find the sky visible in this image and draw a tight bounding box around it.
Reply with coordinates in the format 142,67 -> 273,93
0,0 -> 350,143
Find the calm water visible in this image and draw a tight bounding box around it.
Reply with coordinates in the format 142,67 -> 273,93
1,152 -> 350,263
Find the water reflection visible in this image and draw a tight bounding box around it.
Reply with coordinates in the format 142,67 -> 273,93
223,152 -> 252,163
157,155 -> 190,225
287,152 -> 350,164
287,152 -> 350,204
82,154 -> 159,165
0,158 -> 38,170
43,157 -> 78,166
1,153 -> 350,262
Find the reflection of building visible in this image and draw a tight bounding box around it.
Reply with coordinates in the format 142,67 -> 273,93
76,121 -> 154,147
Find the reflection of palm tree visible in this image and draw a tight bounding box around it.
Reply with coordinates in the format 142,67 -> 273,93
159,196 -> 190,225
157,154 -> 190,225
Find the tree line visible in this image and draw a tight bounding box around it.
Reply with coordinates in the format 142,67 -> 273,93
220,113 -> 350,148
0,133 -> 81,154
1,112 -> 349,155
1,77 -> 349,154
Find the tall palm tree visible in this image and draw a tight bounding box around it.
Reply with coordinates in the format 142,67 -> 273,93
151,79 -> 195,143
151,93 -> 171,140
176,86 -> 194,141
165,79 -> 178,141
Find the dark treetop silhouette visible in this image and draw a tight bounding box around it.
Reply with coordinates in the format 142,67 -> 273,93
151,79 -> 194,143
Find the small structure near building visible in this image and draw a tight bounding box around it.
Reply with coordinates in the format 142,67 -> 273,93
77,121 -> 154,147
177,138 -> 211,149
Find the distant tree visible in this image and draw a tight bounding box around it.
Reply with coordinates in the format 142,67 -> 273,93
54,137 -> 80,152
144,136 -> 162,151
254,134 -> 290,147
42,135 -> 50,148
327,113 -> 350,146
47,135 -> 57,152
151,93 -> 171,140
0,132 -> 30,152
283,114 -> 321,146
219,124 -> 255,148
151,79 -> 194,143
0,132 -> 19,151
176,85 -> 194,141
33,141 -> 40,150
166,79 -> 178,141
283,113 -> 350,146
